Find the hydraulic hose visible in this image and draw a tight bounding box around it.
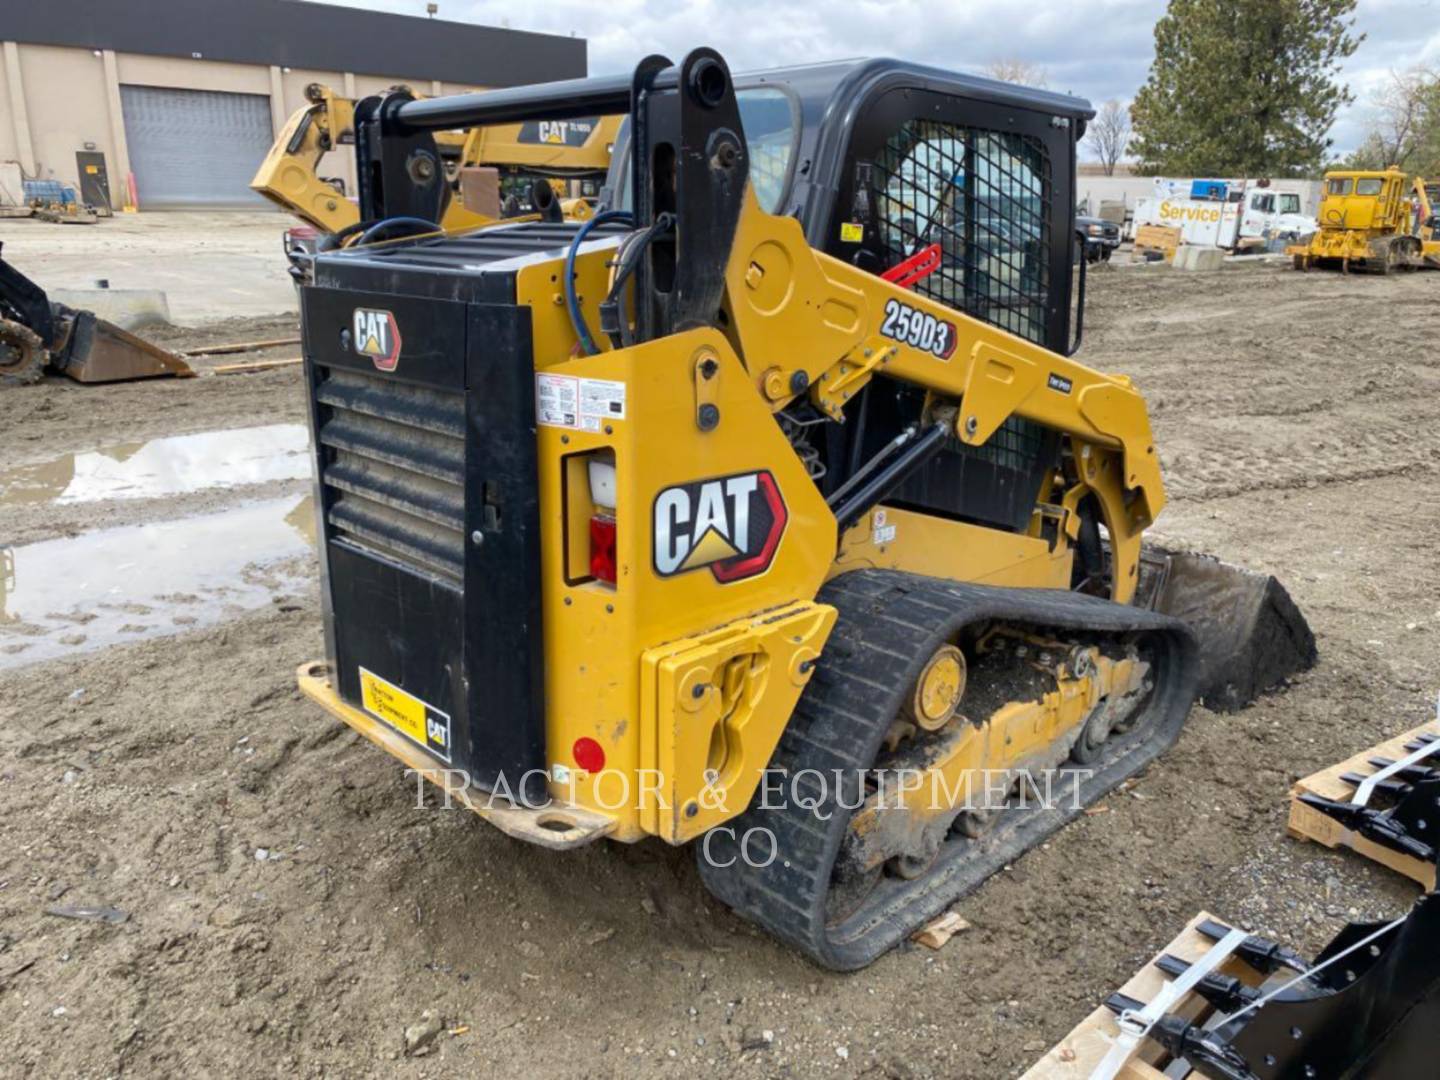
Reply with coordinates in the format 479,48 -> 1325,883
350,216 -> 441,248
564,210 -> 634,355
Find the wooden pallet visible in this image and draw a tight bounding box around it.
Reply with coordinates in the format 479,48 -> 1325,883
1133,224 -> 1182,262
1286,720 -> 1439,889
1022,911 -> 1265,1079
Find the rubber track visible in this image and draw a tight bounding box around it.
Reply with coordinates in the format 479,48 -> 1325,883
696,569 -> 1200,970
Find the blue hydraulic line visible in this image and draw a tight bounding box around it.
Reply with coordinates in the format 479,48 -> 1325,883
564,210 -> 634,355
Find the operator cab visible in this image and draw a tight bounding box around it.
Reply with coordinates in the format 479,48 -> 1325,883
603,58 -> 1092,356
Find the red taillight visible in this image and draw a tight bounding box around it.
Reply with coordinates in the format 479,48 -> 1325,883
573,737 -> 605,772
589,513 -> 617,584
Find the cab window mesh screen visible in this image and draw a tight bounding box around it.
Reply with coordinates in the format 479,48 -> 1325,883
874,120 -> 1052,344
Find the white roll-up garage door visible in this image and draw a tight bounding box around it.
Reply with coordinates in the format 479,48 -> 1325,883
121,85 -> 274,209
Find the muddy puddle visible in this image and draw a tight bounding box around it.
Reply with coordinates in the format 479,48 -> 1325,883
0,423 -> 310,506
0,495 -> 317,670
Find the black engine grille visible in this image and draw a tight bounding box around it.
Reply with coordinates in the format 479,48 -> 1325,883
316,366 -> 466,582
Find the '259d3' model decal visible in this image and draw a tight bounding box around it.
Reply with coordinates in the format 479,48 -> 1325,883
879,299 -> 958,360
653,470 -> 788,583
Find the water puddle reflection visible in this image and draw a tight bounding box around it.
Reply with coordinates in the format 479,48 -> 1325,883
0,423 -> 310,506
1,494 -> 317,670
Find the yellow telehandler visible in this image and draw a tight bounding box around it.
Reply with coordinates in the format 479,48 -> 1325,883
251,82 -> 618,234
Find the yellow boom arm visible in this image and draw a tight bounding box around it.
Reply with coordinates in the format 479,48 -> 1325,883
251,85 -> 362,232
253,86 -> 618,234
720,191 -> 1164,602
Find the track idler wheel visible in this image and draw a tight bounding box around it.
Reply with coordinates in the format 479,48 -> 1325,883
0,317 -> 45,385
908,644 -> 966,731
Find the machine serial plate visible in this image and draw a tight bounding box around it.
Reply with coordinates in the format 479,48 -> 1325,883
358,667 -> 452,763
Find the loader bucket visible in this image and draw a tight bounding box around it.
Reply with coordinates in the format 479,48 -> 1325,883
48,306 -> 193,384
1153,549 -> 1317,712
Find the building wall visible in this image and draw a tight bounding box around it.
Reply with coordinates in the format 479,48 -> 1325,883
0,43 -> 23,166
9,45 -> 115,191
0,39 -> 544,210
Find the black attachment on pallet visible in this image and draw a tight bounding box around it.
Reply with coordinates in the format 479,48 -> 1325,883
1196,918 -> 1310,976
1339,771 -> 1409,799
1154,953 -> 1262,1015
1145,1014 -> 1256,1080
1298,766 -> 1440,865
1112,892 -> 1440,1080
1296,783 -> 1440,869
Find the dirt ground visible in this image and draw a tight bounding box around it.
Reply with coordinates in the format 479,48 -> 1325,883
1,257 -> 1437,1078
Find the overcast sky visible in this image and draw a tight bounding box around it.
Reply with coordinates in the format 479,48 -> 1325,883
331,0 -> 1440,159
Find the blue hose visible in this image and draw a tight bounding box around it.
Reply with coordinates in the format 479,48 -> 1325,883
564,211 -> 633,355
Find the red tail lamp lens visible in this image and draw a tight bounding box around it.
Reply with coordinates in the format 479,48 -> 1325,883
589,513 -> 617,583
572,737 -> 605,772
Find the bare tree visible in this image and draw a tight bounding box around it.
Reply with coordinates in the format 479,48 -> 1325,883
982,60 -> 1048,89
1365,67 -> 1436,169
1085,99 -> 1132,175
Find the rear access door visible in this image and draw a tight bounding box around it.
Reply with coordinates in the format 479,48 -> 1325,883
301,262 -> 546,802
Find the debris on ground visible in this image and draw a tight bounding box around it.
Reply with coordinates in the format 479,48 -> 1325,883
43,904 -> 128,925
911,910 -> 972,950
403,1010 -> 443,1057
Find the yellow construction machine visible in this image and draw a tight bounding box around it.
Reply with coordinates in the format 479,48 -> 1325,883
293,51 -> 1314,969
251,82 -> 618,233
1287,167 -> 1439,272
1407,175 -> 1440,265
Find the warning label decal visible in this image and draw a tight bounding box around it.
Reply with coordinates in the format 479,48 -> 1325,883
536,373 -> 627,431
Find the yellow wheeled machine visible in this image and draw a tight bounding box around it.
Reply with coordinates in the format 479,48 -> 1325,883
251,82 -> 619,234
1287,167 -> 1432,272
294,51 -> 1314,969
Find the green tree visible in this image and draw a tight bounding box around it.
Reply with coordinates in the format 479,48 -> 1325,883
1130,0 -> 1362,177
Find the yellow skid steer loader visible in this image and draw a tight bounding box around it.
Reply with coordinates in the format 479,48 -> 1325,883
293,51 -> 1314,968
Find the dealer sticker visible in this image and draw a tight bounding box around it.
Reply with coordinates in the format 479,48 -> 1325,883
359,667 -> 452,763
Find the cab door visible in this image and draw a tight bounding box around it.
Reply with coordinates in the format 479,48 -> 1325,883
824,86 -> 1077,355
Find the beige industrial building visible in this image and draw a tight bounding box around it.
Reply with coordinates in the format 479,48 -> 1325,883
1,0 -> 586,210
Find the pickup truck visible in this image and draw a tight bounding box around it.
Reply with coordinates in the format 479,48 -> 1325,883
1076,214 -> 1121,262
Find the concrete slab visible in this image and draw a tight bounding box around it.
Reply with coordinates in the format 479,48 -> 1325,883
1173,244 -> 1225,272
0,210 -> 297,326
48,287 -> 172,329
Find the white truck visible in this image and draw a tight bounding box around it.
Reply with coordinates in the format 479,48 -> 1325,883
1131,178 -> 1315,251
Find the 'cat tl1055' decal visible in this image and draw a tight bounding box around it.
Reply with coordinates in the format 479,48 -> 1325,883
653,471 -> 787,582
879,299 -> 958,359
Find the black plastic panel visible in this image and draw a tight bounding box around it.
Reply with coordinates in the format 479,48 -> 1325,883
301,254 -> 547,798
464,304 -> 545,799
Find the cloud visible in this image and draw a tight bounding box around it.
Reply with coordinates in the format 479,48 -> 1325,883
334,0 -> 1440,158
